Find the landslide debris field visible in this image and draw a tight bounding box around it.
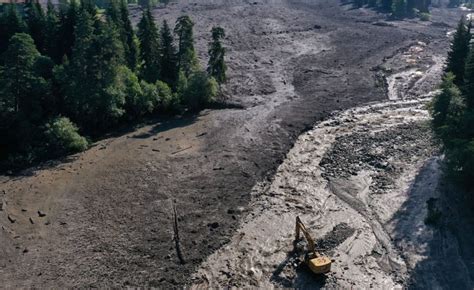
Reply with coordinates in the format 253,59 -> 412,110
1,0 -> 473,288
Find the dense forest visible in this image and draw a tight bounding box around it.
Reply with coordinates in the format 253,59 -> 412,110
431,17 -> 474,190
0,0 -> 227,170
352,0 -> 431,19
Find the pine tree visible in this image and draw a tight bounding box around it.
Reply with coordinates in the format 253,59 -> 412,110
175,15 -> 198,77
416,0 -> 430,13
446,18 -> 471,86
160,20 -> 178,86
406,0 -> 416,15
137,8 -> 161,83
391,0 -> 407,18
207,26 -> 227,84
57,12 -> 126,132
448,0 -> 461,7
58,0 -> 79,60
80,0 -> 97,16
0,3 -> 27,56
106,0 -> 122,27
463,42 -> 474,110
381,0 -> 393,11
432,73 -> 461,129
25,1 -> 47,53
0,33 -> 48,121
44,0 -> 61,62
367,0 -> 377,7
119,0 -> 139,70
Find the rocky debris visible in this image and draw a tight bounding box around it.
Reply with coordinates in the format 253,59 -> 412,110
320,122 -> 438,194
38,211 -> 46,217
8,215 -> 16,223
316,223 -> 355,253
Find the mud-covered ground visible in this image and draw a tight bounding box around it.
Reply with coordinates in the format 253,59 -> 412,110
0,0 -> 469,288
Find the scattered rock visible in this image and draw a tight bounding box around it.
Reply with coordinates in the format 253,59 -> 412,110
8,215 -> 16,223
38,210 -> 46,217
208,222 -> 219,229
29,217 -> 34,224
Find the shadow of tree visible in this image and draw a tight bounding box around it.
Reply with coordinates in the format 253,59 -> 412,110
388,157 -> 474,289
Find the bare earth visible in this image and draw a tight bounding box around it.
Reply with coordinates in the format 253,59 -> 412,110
1,0 -> 473,288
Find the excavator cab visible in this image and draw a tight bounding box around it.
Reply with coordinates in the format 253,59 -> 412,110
294,216 -> 332,274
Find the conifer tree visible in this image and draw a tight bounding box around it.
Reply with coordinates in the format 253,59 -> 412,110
58,10 -> 126,131
58,0 -> 79,60
207,26 -> 227,84
0,3 -> 27,55
462,43 -> 474,109
160,20 -> 178,86
432,73 -> 461,129
80,0 -> 97,16
446,18 -> 471,86
45,0 -> 61,62
391,0 -> 407,18
406,0 -> 416,15
119,0 -> 139,70
106,0 -> 122,27
381,0 -> 393,11
137,8 -> 161,83
175,15 -> 198,77
25,1 -> 47,53
0,33 -> 48,120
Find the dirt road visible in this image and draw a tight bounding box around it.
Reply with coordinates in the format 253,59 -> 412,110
0,0 -> 468,288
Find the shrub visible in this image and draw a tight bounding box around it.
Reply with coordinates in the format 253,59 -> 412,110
44,117 -> 88,154
119,66 -> 155,118
419,12 -> 431,21
182,71 -> 218,111
156,80 -> 180,112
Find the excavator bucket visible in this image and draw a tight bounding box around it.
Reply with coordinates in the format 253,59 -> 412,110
307,256 -> 332,274
295,216 -> 332,275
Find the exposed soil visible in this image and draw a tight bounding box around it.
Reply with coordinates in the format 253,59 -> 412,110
0,0 -> 470,288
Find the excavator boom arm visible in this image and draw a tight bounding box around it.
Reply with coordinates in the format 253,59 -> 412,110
295,216 -> 317,254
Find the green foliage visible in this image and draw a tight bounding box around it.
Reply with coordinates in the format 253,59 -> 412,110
119,66 -> 156,117
181,71 -> 218,111
175,15 -> 199,77
0,5 -> 227,170
463,43 -> 474,109
156,80 -> 180,112
208,26 -> 227,84
160,20 -> 178,86
25,1 -> 47,53
445,18 -> 471,86
58,11 -> 126,132
119,0 -> 139,70
44,117 -> 88,154
391,0 -> 407,18
0,33 -> 47,121
448,0 -> 462,7
434,22 -> 474,190
58,0 -> 79,60
431,73 -> 460,129
419,12 -> 430,21
381,0 -> 393,11
137,8 -> 161,83
44,0 -> 61,62
0,3 -> 27,55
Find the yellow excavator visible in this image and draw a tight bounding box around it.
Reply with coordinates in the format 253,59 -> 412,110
294,216 -> 332,274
